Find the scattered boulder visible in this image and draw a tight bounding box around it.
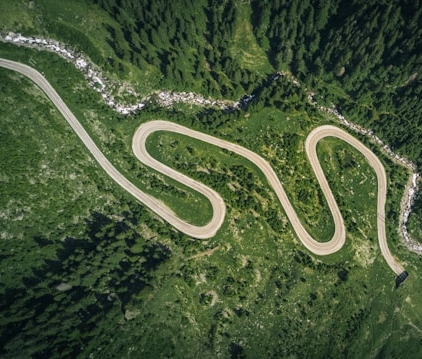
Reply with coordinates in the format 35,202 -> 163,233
124,308 -> 141,320
56,282 -> 72,292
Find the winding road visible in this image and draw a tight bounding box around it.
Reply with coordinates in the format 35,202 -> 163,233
0,58 -> 405,275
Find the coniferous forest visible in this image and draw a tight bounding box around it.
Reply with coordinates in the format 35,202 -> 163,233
3,0 -> 420,164
84,0 -> 422,166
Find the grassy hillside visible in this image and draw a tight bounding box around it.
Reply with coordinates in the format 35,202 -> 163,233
1,1 -> 422,358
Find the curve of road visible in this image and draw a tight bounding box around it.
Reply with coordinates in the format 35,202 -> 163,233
0,58 -> 405,275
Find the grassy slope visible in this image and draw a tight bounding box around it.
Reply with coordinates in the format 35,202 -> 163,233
229,4 -> 271,75
0,42 -> 213,226
0,0 -> 162,93
0,4 -> 422,359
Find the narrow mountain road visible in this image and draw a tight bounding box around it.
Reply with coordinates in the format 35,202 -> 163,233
133,121 -> 404,275
0,58 -> 405,275
0,58 -> 224,238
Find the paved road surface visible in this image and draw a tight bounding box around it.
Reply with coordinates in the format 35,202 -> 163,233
0,58 -> 404,275
0,58 -> 223,238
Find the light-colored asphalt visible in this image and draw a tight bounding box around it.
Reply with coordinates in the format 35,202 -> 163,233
134,121 -> 404,275
305,126 -> 405,275
1,58 -> 404,275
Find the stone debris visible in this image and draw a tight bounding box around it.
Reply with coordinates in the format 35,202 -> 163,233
1,32 -> 235,114
147,90 -> 234,110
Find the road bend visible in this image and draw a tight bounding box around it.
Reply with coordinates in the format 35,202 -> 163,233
1,58 -> 404,275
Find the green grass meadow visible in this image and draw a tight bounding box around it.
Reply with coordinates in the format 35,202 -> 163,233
1,29 -> 422,359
